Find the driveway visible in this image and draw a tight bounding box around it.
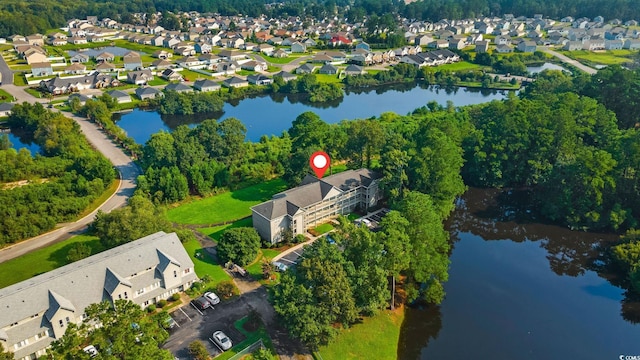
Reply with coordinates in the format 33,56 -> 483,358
540,47 -> 597,75
0,51 -> 13,85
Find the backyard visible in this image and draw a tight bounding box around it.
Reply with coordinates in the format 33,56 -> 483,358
167,179 -> 287,225
561,49 -> 636,65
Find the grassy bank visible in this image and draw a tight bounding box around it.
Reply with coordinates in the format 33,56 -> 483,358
182,237 -> 232,283
316,308 -> 405,360
0,233 -> 104,288
167,179 -> 287,225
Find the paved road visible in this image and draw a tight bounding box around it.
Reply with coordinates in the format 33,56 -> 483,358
0,51 -> 13,85
540,47 -> 597,75
0,54 -> 141,263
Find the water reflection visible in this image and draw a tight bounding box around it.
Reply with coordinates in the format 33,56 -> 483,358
399,188 -> 640,359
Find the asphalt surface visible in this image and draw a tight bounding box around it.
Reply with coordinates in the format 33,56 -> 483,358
0,53 -> 141,263
540,47 -> 597,75
0,51 -> 13,85
163,288 -> 269,359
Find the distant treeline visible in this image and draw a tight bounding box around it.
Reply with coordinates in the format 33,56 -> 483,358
2,0 -> 640,38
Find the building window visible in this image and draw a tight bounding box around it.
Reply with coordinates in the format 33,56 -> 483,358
14,339 -> 29,350
137,288 -> 145,296
65,317 -> 70,324
118,294 -> 122,299
124,292 -> 128,299
183,268 -> 191,274
173,270 -> 177,278
59,320 -> 64,328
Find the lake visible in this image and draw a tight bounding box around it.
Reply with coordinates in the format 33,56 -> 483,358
114,83 -> 510,143
398,188 -> 640,359
527,62 -> 569,74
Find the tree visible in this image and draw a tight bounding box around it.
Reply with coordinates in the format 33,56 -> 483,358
0,349 -> 13,360
188,341 -> 210,360
50,300 -> 173,360
399,191 -> 450,303
66,242 -> 91,262
250,348 -> 276,360
216,227 -> 261,266
92,195 -> 172,248
377,211 -> 412,309
288,111 -> 329,150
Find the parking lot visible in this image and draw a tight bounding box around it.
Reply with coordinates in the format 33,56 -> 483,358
163,292 -> 259,359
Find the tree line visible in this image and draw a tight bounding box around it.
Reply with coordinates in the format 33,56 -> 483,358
0,103 -> 115,246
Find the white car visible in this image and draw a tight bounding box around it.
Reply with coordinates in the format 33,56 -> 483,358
204,291 -> 220,305
212,330 -> 232,351
273,261 -> 288,272
83,345 -> 98,357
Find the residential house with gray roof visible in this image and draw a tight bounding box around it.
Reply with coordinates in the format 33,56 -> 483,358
251,169 -> 382,244
0,232 -> 197,360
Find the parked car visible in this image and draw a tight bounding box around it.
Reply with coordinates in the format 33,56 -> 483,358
273,261 -> 288,272
191,296 -> 211,311
212,330 -> 232,351
204,291 -> 220,306
83,345 -> 98,357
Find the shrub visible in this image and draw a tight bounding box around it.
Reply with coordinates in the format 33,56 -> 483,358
170,293 -> 180,301
216,227 -> 261,266
216,280 -> 238,300
188,340 -> 210,360
146,304 -> 156,313
157,299 -> 167,308
294,234 -> 307,244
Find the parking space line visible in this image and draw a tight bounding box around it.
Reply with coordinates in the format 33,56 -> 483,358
292,250 -> 303,257
179,307 -> 193,321
279,258 -> 296,264
209,337 -> 223,352
190,302 -> 204,316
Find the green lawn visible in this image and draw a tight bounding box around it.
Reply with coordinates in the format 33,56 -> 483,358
112,40 -> 161,55
245,248 -> 284,283
167,179 -> 287,225
316,308 -> 405,360
182,237 -> 232,284
24,87 -> 43,98
237,69 -> 256,76
215,317 -> 275,360
198,218 -> 254,242
0,234 -> 105,289
262,55 -> 300,64
0,89 -> 13,102
315,73 -> 342,84
179,69 -> 209,82
148,76 -> 169,86
436,61 -> 482,71
13,73 -> 27,86
312,223 -> 334,235
562,50 -> 635,65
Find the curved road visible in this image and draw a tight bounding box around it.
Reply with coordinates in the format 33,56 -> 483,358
0,56 -> 140,263
540,47 -> 597,75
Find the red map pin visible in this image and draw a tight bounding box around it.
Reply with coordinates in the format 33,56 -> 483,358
310,151 -> 330,179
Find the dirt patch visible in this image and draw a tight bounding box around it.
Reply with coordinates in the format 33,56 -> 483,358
2,178 -> 48,190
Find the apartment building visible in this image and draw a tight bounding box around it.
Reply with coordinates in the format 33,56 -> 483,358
0,232 -> 197,360
251,169 -> 382,244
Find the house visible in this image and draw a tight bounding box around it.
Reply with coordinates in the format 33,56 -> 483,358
70,53 -> 90,63
135,86 -> 162,100
427,40 -> 449,49
355,42 -> 371,51
247,74 -> 272,85
0,103 -> 15,117
564,41 -> 583,51
296,63 -> 316,74
195,43 -> 212,54
67,36 -> 87,45
241,60 -> 267,72
193,79 -> 221,92
605,39 -> 624,50
31,62 -> 53,77
67,93 -> 92,105
106,89 -> 132,103
95,62 -> 116,72
151,59 -> 172,69
64,63 -> 86,74
178,56 -> 201,68
273,49 -> 287,58
41,73 -> 119,94
291,42 -> 306,53
318,63 -> 338,75
251,169 -> 382,244
273,70 -> 296,82
165,82 -> 193,93
151,36 -> 165,47
343,64 -> 364,76
259,43 -> 275,55
0,232 -> 197,360
163,37 -> 180,48
222,76 -> 249,88
160,68 -> 183,81
94,52 -> 115,62
26,35 -> 44,46
152,50 -> 172,59
218,50 -> 245,61
123,51 -> 142,70
127,70 -> 154,85
494,35 -> 512,45
475,40 -> 490,53
624,39 -> 640,50
25,52 -> 47,65
449,39 -> 466,50
50,38 -> 67,46
517,40 -> 537,53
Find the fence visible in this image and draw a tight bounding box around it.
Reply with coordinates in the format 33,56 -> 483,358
226,339 -> 264,360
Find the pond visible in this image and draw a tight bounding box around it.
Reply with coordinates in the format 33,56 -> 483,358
67,46 -> 138,58
114,83 -> 510,143
527,62 -> 569,74
4,132 -> 41,155
398,188 -> 640,359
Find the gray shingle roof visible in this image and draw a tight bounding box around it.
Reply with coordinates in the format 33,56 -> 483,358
0,232 -> 196,350
252,169 -> 381,219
